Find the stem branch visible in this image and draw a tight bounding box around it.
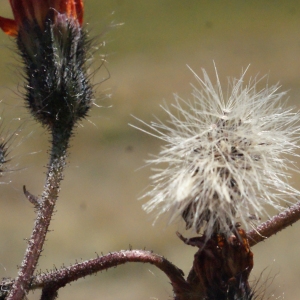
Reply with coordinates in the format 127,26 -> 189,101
31,250 -> 189,299
247,201 -> 300,247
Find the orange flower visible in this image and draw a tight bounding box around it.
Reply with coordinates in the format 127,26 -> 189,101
0,0 -> 84,36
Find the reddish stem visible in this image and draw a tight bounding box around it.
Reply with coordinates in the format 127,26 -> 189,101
247,201 -> 300,247
7,129 -> 71,300
31,250 -> 189,299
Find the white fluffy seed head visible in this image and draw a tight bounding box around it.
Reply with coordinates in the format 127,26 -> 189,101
133,66 -> 300,238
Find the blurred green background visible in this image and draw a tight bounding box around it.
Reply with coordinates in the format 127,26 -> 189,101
0,0 -> 300,299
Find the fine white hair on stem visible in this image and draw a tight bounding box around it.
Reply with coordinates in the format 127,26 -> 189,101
131,65 -> 300,238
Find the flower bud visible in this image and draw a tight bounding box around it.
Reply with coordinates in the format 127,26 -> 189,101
0,0 -> 92,130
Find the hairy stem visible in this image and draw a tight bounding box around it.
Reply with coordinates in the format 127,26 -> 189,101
31,250 -> 189,299
247,201 -> 300,247
7,127 -> 71,300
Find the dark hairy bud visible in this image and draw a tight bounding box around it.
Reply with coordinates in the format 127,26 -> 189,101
0,0 -> 92,132
17,11 -> 93,130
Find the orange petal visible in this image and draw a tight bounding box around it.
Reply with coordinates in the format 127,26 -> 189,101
74,0 -> 84,25
52,0 -> 63,11
58,0 -> 83,24
0,16 -> 18,36
10,0 -> 28,25
58,0 -> 68,15
32,0 -> 50,28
